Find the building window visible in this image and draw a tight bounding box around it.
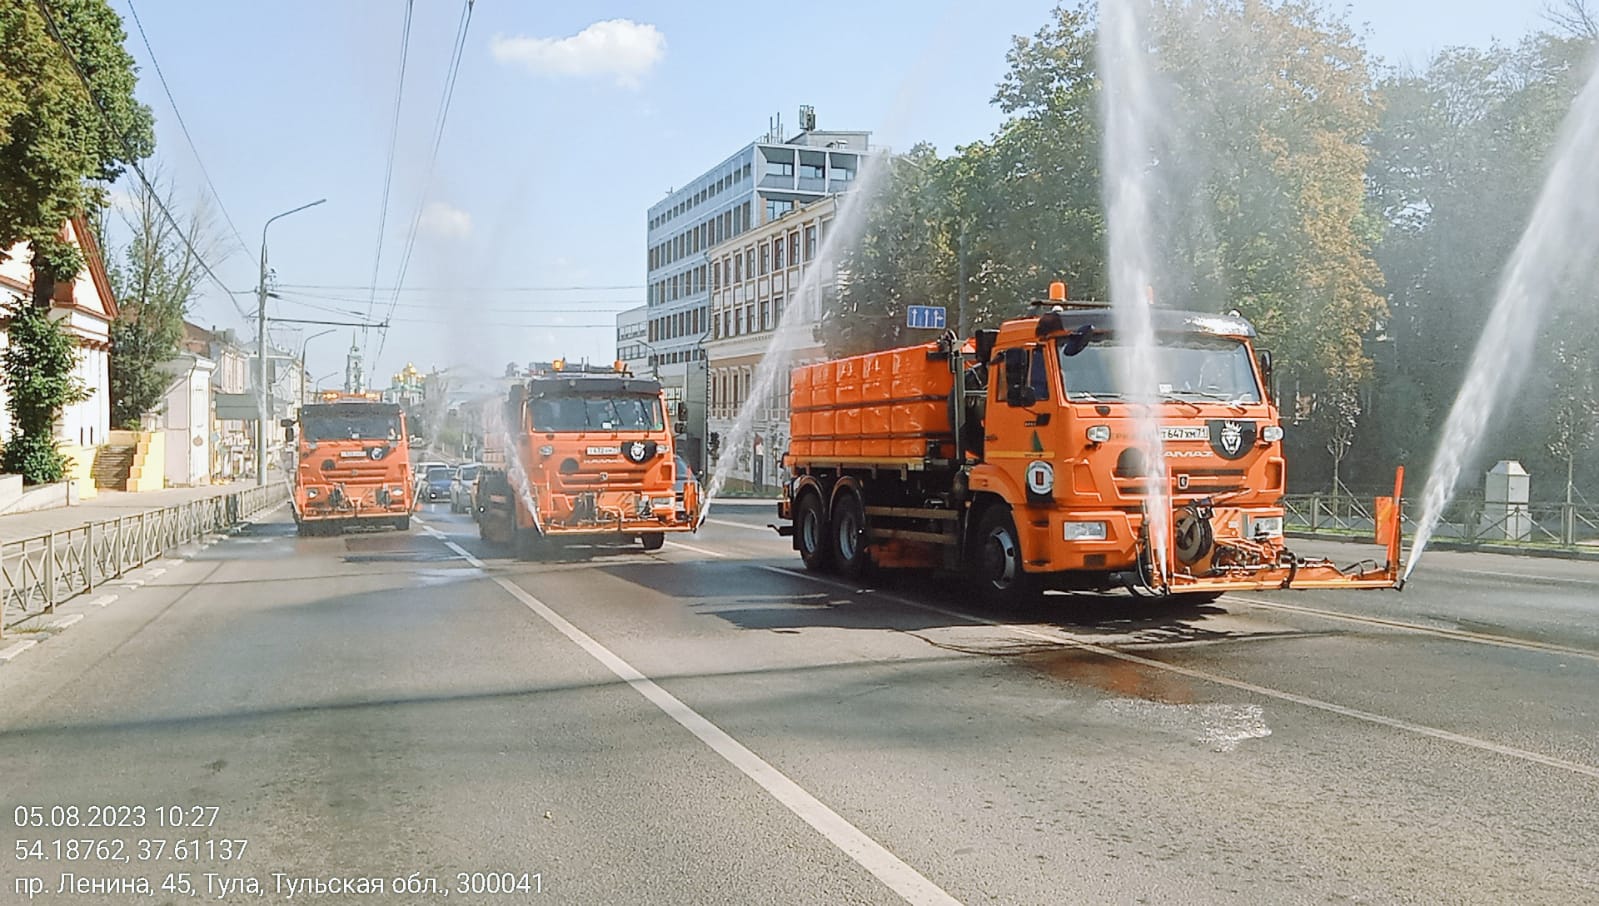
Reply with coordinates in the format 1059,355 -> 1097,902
767,160 -> 794,178
788,232 -> 800,267
745,303 -> 755,333
760,299 -> 771,331
734,254 -> 743,282
773,293 -> 783,326
773,238 -> 784,270
805,225 -> 817,261
745,249 -> 755,280
765,198 -> 793,222
800,162 -> 824,180
760,244 -> 770,276
713,260 -> 721,289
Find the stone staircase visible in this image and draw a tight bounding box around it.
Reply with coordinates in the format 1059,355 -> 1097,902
92,443 -> 136,491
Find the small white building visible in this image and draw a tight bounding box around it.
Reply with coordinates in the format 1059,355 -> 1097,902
158,353 -> 216,486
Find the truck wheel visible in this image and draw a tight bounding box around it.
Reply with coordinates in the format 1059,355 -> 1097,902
831,490 -> 871,578
973,506 -> 1037,603
641,533 -> 665,551
394,516 -> 411,531
795,492 -> 833,572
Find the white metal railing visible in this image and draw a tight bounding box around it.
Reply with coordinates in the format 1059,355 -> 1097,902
1,483 -> 288,637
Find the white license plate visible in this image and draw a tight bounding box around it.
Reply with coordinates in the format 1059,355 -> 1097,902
586,446 -> 620,456
1159,426 -> 1208,442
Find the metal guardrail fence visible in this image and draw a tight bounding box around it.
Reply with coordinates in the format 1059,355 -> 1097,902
1282,493 -> 1599,549
1,484 -> 287,637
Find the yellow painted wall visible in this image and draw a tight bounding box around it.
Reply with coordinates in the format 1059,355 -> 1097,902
59,443 -> 99,500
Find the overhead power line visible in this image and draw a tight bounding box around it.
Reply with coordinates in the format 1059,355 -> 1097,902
277,282 -> 646,293
362,0 -> 415,330
123,0 -> 250,260
32,0 -> 246,323
372,0 -> 476,369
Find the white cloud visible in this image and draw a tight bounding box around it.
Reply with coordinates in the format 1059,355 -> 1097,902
419,201 -> 472,240
490,19 -> 666,89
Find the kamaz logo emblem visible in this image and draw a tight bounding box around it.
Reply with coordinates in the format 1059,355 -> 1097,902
627,442 -> 648,460
1220,421 -> 1244,456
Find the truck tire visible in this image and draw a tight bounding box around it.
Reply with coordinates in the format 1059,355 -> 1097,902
795,491 -> 833,572
640,533 -> 665,551
972,505 -> 1037,604
394,516 -> 411,531
830,490 -> 871,578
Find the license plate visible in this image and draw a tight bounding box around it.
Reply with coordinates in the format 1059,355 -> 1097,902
586,446 -> 620,456
339,450 -> 365,458
1159,426 -> 1208,442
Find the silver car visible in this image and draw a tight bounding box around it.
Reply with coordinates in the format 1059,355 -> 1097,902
450,463 -> 480,513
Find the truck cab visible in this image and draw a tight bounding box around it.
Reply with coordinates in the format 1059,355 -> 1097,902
292,393 -> 414,534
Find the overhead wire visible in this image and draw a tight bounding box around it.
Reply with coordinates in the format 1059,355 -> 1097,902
371,0 -> 475,370
277,282 -> 647,293
31,0 -> 248,323
361,0 -> 415,340
122,0 -> 250,260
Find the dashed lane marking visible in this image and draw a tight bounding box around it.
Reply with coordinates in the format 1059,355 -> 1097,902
428,527 -> 961,906
90,594 -> 119,608
759,564 -> 1599,782
0,639 -> 39,664
46,614 -> 83,630
665,540 -> 727,559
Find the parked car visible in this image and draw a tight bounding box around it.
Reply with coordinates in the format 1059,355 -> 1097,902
674,455 -> 699,521
423,465 -> 454,502
450,463 -> 480,513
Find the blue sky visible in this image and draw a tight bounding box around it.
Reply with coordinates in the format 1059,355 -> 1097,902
109,0 -> 1555,386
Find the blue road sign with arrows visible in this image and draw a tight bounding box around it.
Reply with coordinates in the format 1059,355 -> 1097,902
906,305 -> 947,329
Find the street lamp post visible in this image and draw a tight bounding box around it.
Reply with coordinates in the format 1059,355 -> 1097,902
257,199 -> 326,486
299,329 -> 337,405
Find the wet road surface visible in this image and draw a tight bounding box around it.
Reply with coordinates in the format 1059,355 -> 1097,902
1,502 -> 1595,904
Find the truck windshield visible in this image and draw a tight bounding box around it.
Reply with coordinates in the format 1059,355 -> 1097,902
529,396 -> 664,432
1057,335 -> 1261,404
302,413 -> 402,441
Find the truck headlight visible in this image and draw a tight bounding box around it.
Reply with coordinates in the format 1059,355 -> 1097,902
539,444 -> 555,456
306,487 -> 319,499
1086,425 -> 1111,444
1261,425 -> 1284,443
1246,515 -> 1283,537
1063,521 -> 1108,541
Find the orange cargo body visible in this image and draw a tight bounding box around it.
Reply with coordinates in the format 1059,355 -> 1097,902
790,342 -> 954,462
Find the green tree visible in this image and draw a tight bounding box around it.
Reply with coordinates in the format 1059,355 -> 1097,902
0,0 -> 153,481
107,172 -> 217,429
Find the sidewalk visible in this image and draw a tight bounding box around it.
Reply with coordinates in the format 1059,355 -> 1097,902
0,480 -> 273,543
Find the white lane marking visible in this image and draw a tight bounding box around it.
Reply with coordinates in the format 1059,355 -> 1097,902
90,594 -> 119,608
46,614 -> 84,630
707,517 -> 774,531
665,540 -> 727,559
1457,568 -> 1599,588
1225,594 -> 1599,664
0,639 -> 39,664
114,579 -> 146,588
145,567 -> 167,578
439,535 -> 960,906
759,565 -> 1599,782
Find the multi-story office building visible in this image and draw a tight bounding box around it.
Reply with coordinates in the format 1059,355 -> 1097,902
704,195 -> 839,493
615,305 -> 649,377
641,109 -> 870,468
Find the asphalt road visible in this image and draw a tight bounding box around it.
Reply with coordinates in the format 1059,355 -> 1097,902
1,500 -> 1595,904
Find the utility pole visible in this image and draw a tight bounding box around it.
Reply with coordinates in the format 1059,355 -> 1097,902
256,199 -> 326,486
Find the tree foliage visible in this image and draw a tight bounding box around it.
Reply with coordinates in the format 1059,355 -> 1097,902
107,171 -> 216,429
0,0 -> 153,483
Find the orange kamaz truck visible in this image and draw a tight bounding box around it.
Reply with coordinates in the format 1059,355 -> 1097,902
475,360 -> 701,556
290,391 -> 414,535
778,283 -> 1404,603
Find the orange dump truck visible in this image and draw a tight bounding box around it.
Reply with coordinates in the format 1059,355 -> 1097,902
291,391 -> 414,535
475,361 -> 701,557
778,286 -> 1404,602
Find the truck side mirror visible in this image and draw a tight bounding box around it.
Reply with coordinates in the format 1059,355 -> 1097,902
676,401 -> 688,424
283,425 -> 296,443
1256,349 -> 1275,402
1003,348 -> 1034,407
279,418 -> 296,428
